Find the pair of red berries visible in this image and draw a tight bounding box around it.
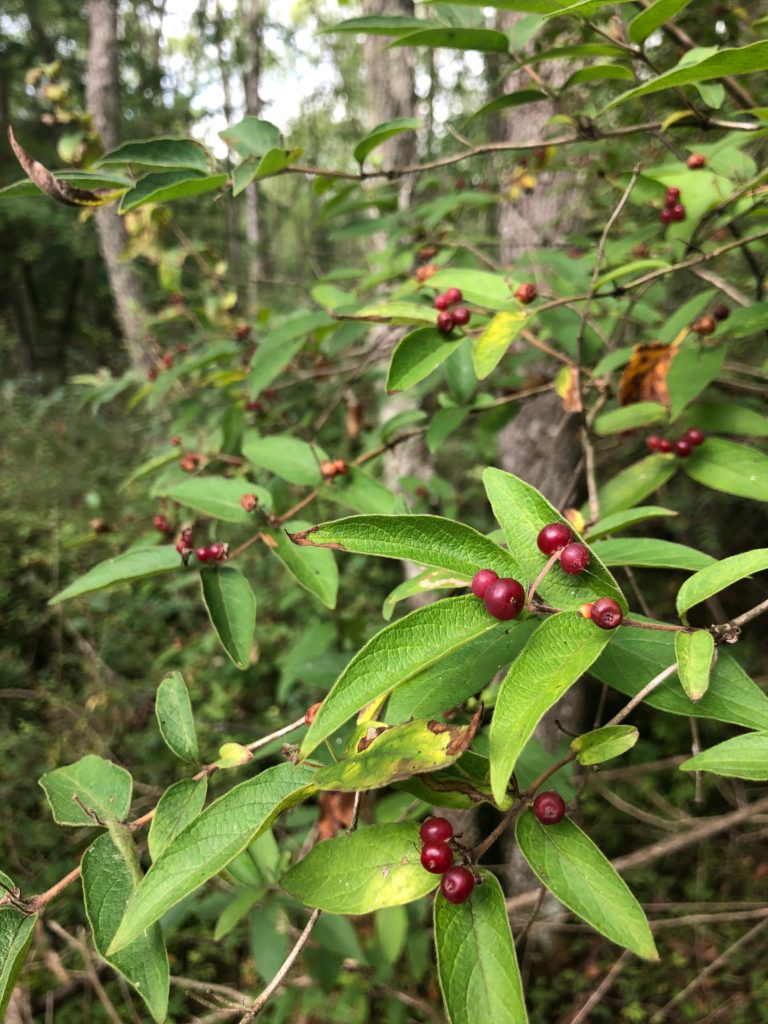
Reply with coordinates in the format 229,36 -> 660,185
419,818 -> 476,904
196,542 -> 228,564
647,427 -> 705,459
434,287 -> 471,336
659,186 -> 686,225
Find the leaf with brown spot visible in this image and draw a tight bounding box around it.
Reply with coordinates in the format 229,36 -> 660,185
313,707 -> 482,793
8,126 -> 125,207
555,365 -> 582,412
618,331 -> 686,407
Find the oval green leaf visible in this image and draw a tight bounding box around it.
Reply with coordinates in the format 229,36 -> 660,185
588,454 -> 678,518
0,910 -> 37,1018
473,311 -> 527,379
386,327 -> 462,392
155,672 -> 199,763
243,433 -> 325,485
96,137 -> 210,173
382,567 -> 468,621
674,629 -> 715,702
676,548 -> 768,618
263,521 -> 338,609
161,475 -> 271,523
354,117 -> 421,165
49,546 -> 181,605
586,505 -> 678,540
119,172 -> 227,213
147,778 -> 208,861
682,438 -> 768,502
39,754 -> 133,827
680,731 -> 768,780
200,566 -> 257,669
593,401 -> 667,436
591,538 -> 715,571
571,725 -> 639,766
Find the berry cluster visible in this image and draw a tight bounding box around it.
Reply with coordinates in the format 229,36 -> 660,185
175,528 -> 228,566
532,791 -> 566,825
419,818 -> 476,905
692,303 -> 729,335
647,427 -> 705,459
659,186 -> 685,226
320,458 -> 349,480
515,282 -> 537,305
434,287 -> 471,336
153,514 -> 174,537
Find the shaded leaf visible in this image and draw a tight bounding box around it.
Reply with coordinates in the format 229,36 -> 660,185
155,672 -> 199,763
686,402 -> 768,438
675,629 -> 715,702
262,521 -> 338,609
390,28 -> 510,53
0,910 -> 37,1018
119,172 -> 227,213
161,475 -> 272,523
387,327 -> 462,392
682,438 -> 768,502
593,401 -> 667,436
591,537 -> 714,571
243,433 -> 325,485
589,454 -> 677,517
248,312 -> 334,398
586,505 -> 678,540
383,567 -> 468,620
39,755 -> 133,826
96,137 -> 210,172
200,566 -> 257,669
676,548 -> 768,618
354,118 -> 420,165
628,0 -> 694,45
147,778 -> 208,861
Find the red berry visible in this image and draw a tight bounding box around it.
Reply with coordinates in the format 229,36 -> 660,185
483,578 -> 525,621
420,817 -> 454,844
659,208 -> 674,225
532,791 -> 566,825
684,427 -> 705,446
305,702 -> 321,726
687,153 -> 706,169
674,439 -> 692,458
559,543 -> 590,575
671,203 -> 686,221
153,515 -> 170,533
171,435 -> 182,447
692,315 -> 715,335
646,435 -> 663,452
515,282 -> 537,305
146,368 -> 157,381
440,866 -> 475,904
591,597 -> 623,630
421,841 -> 453,874
180,527 -> 194,546
175,539 -> 189,556
664,186 -> 680,206
658,438 -> 673,453
240,493 -> 259,512
437,311 -> 455,335
471,569 -> 499,599
452,306 -> 470,327
444,287 -> 463,305
713,303 -> 730,322
537,522 -> 573,555
195,547 -> 213,563
434,293 -> 451,311
209,541 -> 228,562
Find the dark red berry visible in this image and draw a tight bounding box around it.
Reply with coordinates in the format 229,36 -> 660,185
440,866 -> 475,904
180,527 -> 194,546
434,293 -> 451,311
437,311 -> 455,335
516,282 -> 537,305
660,208 -> 674,225
421,841 -> 453,874
305,702 -> 321,726
692,315 -> 715,335
674,439 -> 692,458
684,427 -> 705,446
713,303 -> 730,322
559,543 -> 590,575
483,578 -> 525,621
664,186 -> 680,206
471,569 -> 499,599
452,306 -> 470,327
646,435 -> 663,452
537,522 -> 573,555
658,438 -> 673,453
444,287 -> 463,305
196,547 -> 213,563
687,153 -> 706,169
146,368 -> 157,381
670,203 -> 686,221
209,541 -> 228,562
175,539 -> 189,556
420,817 -> 454,844
591,597 -> 623,630
153,514 -> 171,533
532,791 -> 566,825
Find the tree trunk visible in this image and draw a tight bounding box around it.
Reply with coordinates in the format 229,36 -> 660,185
215,0 -> 241,289
242,0 -> 265,314
86,0 -> 152,371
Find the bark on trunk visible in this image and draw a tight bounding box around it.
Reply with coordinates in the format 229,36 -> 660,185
86,0 -> 152,371
242,0 -> 265,314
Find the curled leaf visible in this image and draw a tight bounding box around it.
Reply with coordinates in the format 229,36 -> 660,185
8,126 -> 121,207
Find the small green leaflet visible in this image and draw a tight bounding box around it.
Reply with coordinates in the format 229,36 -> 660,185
354,118 -> 420,165
473,311 -> 527,379
232,148 -> 302,195
676,548 -> 768,618
590,537 -> 714,572
516,811 -> 657,960
585,506 -> 677,541
571,725 -> 639,766
147,778 -> 208,861
680,731 -> 768,781
628,0 -> 694,45
39,754 -> 133,826
589,454 -> 678,518
434,871 -> 528,1024
593,401 -> 667,436
386,327 -> 462,392
281,824 -> 437,914
155,672 -> 199,762
0,909 -> 37,1018
49,546 -> 181,605
674,630 -> 715,702
262,521 -> 338,609
200,566 -> 257,669
219,116 -> 280,157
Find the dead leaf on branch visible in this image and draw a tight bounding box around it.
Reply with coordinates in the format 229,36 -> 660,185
618,329 -> 687,407
8,126 -> 122,207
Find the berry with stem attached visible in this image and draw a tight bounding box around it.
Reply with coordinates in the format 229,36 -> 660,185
440,866 -> 475,904
591,597 -> 623,630
420,817 -> 454,844
559,542 -> 590,575
437,311 -> 455,335
684,427 -> 705,446
674,439 -> 692,458
484,578 -> 525,620
664,186 -> 680,206
537,522 -> 573,555
471,569 -> 499,599
421,841 -> 454,874
532,791 -> 566,825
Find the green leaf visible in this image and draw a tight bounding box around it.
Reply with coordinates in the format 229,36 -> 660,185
314,711 -> 480,792
682,438 -> 768,502
300,596 -> 506,758
390,28 -> 510,53
248,312 -> 334,397
96,137 -> 210,173
281,824 -> 437,914
49,546 -> 181,605
262,521 -> 338,609
329,15 -> 424,35
426,269 -> 512,308
686,402 -> 768,438
593,402 -> 667,436
320,468 -> 398,515
562,62 -> 635,87
0,170 -> 132,200
200,566 -> 257,669
472,311 -> 528,379
155,672 -> 199,763
422,0 -> 562,13
591,628 -> 768,730
161,475 -> 271,523
666,343 -> 725,420
219,117 -> 281,157
591,538 -> 715,571
119,172 -> 227,213
680,731 -> 768,780
483,469 -> 626,610
589,454 -> 678,517
289,514 -> 517,580
604,40 -> 768,110
675,630 -> 715,702
628,0 -> 694,45
490,614 -> 610,804
676,548 -> 768,618
427,407 -> 469,453
243,433 -> 324,485
376,904 -> 408,965
39,754 -> 133,826
594,258 -> 670,289
120,448 -> 179,490
82,834 -> 169,1023
232,148 -> 302,196
382,567 -> 468,621
516,811 -> 657,960
386,327 -> 462,392
0,910 -> 37,1018
147,778 -> 208,861
465,89 -> 547,123
342,301 -> 436,326
434,871 -> 528,1024
214,888 -> 264,941
354,118 -> 421,165
586,506 -> 678,540
108,763 -> 316,953
571,725 -> 639,766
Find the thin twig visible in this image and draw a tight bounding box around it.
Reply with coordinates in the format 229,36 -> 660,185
605,664 -> 678,727
236,909 -> 321,1022
565,950 -> 631,1024
731,595 -> 768,629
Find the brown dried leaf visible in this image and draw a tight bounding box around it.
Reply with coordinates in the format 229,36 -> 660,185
618,341 -> 678,407
317,790 -> 356,841
8,126 -> 119,207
